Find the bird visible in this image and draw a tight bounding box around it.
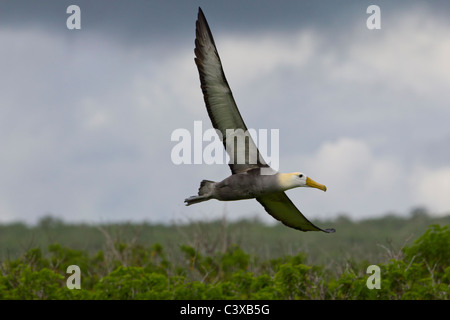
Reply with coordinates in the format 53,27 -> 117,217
185,8 -> 335,233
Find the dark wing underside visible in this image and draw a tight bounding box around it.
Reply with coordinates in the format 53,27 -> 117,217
256,192 -> 335,233
194,8 -> 268,174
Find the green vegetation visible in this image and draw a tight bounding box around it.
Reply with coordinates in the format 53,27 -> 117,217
0,211 -> 449,300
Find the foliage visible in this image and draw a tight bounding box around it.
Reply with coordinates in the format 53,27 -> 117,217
0,224 -> 448,300
1,210 -> 449,267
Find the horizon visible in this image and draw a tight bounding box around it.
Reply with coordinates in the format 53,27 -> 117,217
2,206 -> 447,228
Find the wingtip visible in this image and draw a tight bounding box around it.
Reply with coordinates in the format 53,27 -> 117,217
198,7 -> 204,17
323,228 -> 336,233
196,7 -> 208,33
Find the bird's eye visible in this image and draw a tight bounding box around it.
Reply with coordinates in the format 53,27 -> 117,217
299,174 -> 303,178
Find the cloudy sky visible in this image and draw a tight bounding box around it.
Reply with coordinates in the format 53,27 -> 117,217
0,0 -> 449,225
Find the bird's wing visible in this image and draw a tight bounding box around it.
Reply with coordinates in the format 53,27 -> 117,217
256,192 -> 335,233
195,8 -> 268,174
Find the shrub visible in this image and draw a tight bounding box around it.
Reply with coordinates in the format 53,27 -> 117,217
0,224 -> 448,300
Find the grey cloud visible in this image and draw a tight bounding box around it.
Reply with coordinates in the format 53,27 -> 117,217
1,1 -> 449,224
2,1 -> 447,45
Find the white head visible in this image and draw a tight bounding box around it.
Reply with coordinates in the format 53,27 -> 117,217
278,172 -> 327,192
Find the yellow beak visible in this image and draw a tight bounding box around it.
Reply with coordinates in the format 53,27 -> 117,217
306,177 -> 327,192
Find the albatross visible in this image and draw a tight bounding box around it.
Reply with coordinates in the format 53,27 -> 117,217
185,8 -> 335,233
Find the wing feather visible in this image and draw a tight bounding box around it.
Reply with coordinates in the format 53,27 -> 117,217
195,8 -> 268,174
256,192 -> 335,233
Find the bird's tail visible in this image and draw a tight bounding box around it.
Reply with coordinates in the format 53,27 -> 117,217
184,180 -> 215,206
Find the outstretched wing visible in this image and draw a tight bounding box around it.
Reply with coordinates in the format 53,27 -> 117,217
256,192 -> 335,233
195,8 -> 268,174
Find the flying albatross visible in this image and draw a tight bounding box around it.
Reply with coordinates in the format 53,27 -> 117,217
185,8 -> 335,233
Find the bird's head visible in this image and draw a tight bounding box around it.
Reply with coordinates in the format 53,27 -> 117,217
279,172 -> 327,192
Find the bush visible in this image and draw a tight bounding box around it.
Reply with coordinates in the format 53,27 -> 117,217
0,224 -> 448,300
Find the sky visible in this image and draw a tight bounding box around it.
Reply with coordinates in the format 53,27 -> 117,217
0,0 -> 449,225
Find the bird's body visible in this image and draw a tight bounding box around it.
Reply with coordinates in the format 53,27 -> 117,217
215,169 -> 280,200
185,8 -> 335,233
186,168 -> 279,203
